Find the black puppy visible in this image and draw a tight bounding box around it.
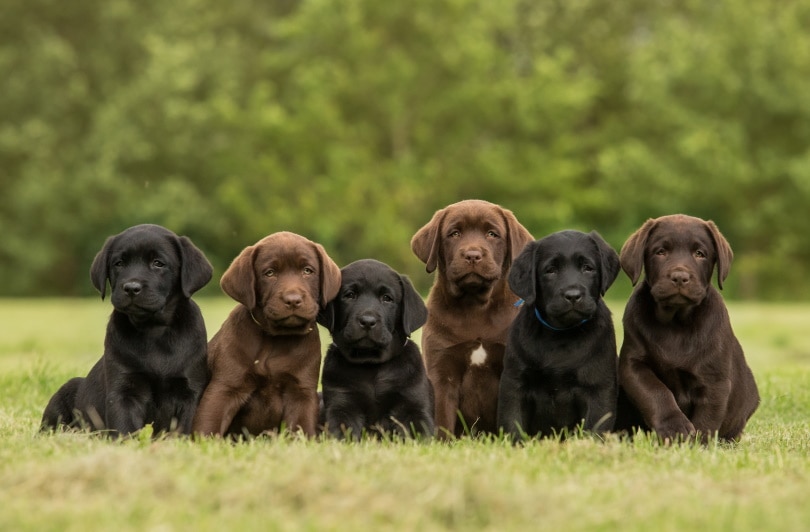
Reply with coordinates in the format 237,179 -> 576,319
41,224 -> 213,436
318,259 -> 433,439
497,230 -> 620,439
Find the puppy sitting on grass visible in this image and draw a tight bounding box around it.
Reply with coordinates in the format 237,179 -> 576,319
497,230 -> 620,440
318,259 -> 433,439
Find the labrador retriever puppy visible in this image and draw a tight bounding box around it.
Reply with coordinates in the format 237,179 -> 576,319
615,214 -> 759,442
192,232 -> 340,438
318,259 -> 433,439
41,224 -> 213,436
498,230 -> 620,439
411,199 -> 533,438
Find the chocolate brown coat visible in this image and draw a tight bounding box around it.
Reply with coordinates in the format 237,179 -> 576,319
615,215 -> 759,442
192,232 -> 340,437
411,200 -> 533,437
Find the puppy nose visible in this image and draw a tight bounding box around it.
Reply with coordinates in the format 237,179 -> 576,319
358,315 -> 377,330
671,271 -> 690,286
123,281 -> 142,296
283,292 -> 303,308
563,289 -> 583,303
463,250 -> 482,264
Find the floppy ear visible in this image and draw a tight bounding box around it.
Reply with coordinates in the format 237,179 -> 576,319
620,218 -> 657,286
314,242 -> 341,308
589,231 -> 621,296
500,207 -> 534,271
507,241 -> 537,303
316,301 -> 336,333
89,235 -> 117,300
705,220 -> 734,290
399,274 -> 427,336
220,245 -> 257,308
411,208 -> 446,274
177,236 -> 213,298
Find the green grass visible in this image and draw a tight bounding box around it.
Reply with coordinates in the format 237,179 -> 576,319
1,298 -> 809,531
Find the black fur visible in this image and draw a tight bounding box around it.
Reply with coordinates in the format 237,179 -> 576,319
41,224 -> 213,436
318,259 -> 433,439
497,230 -> 620,439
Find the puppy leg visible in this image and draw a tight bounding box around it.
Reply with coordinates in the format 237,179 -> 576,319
582,384 -> 617,434
283,388 -> 319,437
689,379 -> 731,442
192,380 -> 247,436
496,366 -> 528,441
41,377 -> 84,430
433,379 -> 461,439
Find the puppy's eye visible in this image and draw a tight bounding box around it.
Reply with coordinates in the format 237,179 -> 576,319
655,248 -> 667,256
303,267 -> 315,275
544,267 -> 557,275
343,291 -> 356,300
264,269 -> 275,277
381,294 -> 394,303
486,230 -> 499,238
694,250 -> 706,259
152,260 -> 165,268
583,264 -> 595,273
113,260 -> 124,268
449,230 -> 461,238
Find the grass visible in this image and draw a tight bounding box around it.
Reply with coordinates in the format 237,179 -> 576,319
1,298 -> 809,531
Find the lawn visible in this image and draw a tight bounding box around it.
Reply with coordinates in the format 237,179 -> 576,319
1,298 -> 808,531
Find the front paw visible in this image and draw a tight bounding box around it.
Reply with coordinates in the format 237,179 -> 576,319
653,413 -> 696,444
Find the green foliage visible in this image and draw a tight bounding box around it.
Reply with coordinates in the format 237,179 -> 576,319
1,0 -> 808,297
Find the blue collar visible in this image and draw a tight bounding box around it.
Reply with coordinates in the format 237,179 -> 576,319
534,307 -> 590,332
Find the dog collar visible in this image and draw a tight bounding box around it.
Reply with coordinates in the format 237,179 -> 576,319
533,307 -> 590,332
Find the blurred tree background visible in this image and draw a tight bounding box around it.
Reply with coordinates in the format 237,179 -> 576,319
1,0 -> 809,299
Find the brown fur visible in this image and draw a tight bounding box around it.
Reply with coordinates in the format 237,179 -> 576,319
192,232 -> 340,437
615,215 -> 759,442
411,200 -> 533,437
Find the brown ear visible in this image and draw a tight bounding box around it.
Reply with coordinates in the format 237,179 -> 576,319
500,207 -> 533,271
410,208 -> 446,274
706,220 -> 734,289
220,245 -> 257,308
314,242 -> 341,307
620,219 -> 657,286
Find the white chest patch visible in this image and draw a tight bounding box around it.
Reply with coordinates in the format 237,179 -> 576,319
470,345 -> 488,366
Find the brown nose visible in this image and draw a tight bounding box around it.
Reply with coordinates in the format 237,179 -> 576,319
283,292 -> 303,308
670,271 -> 690,286
463,250 -> 482,264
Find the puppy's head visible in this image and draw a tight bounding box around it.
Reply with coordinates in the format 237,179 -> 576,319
318,259 -> 427,364
620,214 -> 733,310
509,230 -> 620,329
411,199 -> 533,300
90,224 -> 212,323
220,232 -> 341,336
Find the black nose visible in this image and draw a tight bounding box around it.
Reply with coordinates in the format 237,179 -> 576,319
563,289 -> 583,303
123,281 -> 142,296
357,315 -> 377,330
463,250 -> 482,264
671,271 -> 690,286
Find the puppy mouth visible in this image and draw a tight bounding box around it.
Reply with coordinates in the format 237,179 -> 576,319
340,346 -> 388,364
454,272 -> 498,290
650,285 -> 707,307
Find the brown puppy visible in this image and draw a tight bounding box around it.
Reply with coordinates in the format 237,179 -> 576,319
615,215 -> 759,442
411,199 -> 533,437
192,232 -> 340,437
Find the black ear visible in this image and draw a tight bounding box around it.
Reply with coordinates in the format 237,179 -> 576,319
178,235 -> 213,298
589,231 -> 621,296
399,274 -> 427,336
89,235 -> 117,300
507,240 -> 537,303
316,300 -> 336,333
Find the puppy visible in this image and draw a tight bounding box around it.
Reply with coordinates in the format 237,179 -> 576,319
411,199 -> 533,437
318,259 -> 433,439
41,224 -> 213,436
192,232 -> 340,438
498,230 -> 620,439
615,214 -> 759,442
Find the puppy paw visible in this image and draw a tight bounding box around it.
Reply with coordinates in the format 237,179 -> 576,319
654,414 -> 696,444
